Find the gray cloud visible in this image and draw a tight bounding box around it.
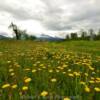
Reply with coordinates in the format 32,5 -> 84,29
0,0 -> 100,33
39,0 -> 100,31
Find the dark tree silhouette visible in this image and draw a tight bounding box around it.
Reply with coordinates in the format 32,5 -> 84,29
89,29 -> 95,41
70,33 -> 78,40
9,22 -> 21,40
80,29 -> 87,40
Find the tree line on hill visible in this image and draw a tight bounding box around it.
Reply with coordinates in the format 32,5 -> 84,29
65,29 -> 100,41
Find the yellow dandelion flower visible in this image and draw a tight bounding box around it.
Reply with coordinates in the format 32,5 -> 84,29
63,65 -> 68,68
73,72 -> 80,76
12,84 -> 17,89
51,78 -> 57,82
84,86 -> 90,93
49,70 -> 53,73
2,83 -> 10,89
68,69 -> 71,72
62,72 -> 66,74
38,68 -> 42,71
96,77 -> 100,81
9,69 -> 14,72
24,68 -> 31,71
64,97 -> 71,100
7,61 -> 11,63
80,81 -> 86,85
16,64 -> 20,67
32,69 -> 37,73
10,73 -> 15,76
24,77 -> 32,83
95,78 -> 100,83
94,87 -> 100,92
84,73 -> 88,77
91,77 -> 95,80
22,86 -> 28,91
68,73 -> 74,77
42,66 -> 46,69
88,65 -> 94,71
89,80 -> 95,84
56,69 -> 59,72
40,91 -> 48,96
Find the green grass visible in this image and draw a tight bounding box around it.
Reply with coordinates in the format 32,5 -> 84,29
0,40 -> 100,100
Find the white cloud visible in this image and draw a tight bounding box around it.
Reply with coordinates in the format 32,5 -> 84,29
0,0 -> 100,37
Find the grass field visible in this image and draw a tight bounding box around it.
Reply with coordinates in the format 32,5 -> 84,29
0,40 -> 100,100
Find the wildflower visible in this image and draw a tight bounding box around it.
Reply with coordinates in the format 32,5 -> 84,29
80,81 -> 85,85
32,69 -> 37,73
63,65 -> 68,68
16,64 -> 20,67
49,69 -> 53,73
56,70 -> 59,73
92,72 -> 96,74
24,68 -> 31,71
64,97 -> 71,100
51,78 -> 57,82
12,84 -> 17,89
84,73 -> 88,77
88,66 -> 94,71
89,80 -> 95,84
68,69 -> 71,72
73,72 -> 80,76
22,86 -> 28,91
38,68 -> 42,71
94,87 -> 100,92
40,91 -> 48,96
42,66 -> 46,69
84,86 -> 90,93
96,77 -> 100,81
62,72 -> 66,74
68,73 -> 74,77
9,69 -> 14,72
7,61 -> 11,63
10,73 -> 15,76
24,77 -> 32,83
95,80 -> 100,83
2,83 -> 10,89
91,77 -> 95,80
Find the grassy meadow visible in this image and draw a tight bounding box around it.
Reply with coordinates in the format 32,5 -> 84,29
0,40 -> 100,100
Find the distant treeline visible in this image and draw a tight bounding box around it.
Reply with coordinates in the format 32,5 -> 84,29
65,29 -> 100,41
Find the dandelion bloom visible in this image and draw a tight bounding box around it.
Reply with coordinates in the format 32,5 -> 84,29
80,81 -> 85,85
84,86 -> 90,93
12,84 -> 17,89
64,97 -> 71,100
24,68 -> 31,71
40,91 -> 48,96
32,69 -> 37,73
94,87 -> 100,92
89,80 -> 95,84
50,78 -> 57,82
22,86 -> 28,91
2,84 -> 10,89
68,73 -> 74,77
24,78 -> 32,83
9,69 -> 14,72
10,73 -> 15,76
56,70 -> 59,73
49,70 -> 53,73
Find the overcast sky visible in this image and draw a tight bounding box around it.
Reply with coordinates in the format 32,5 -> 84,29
0,0 -> 100,37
